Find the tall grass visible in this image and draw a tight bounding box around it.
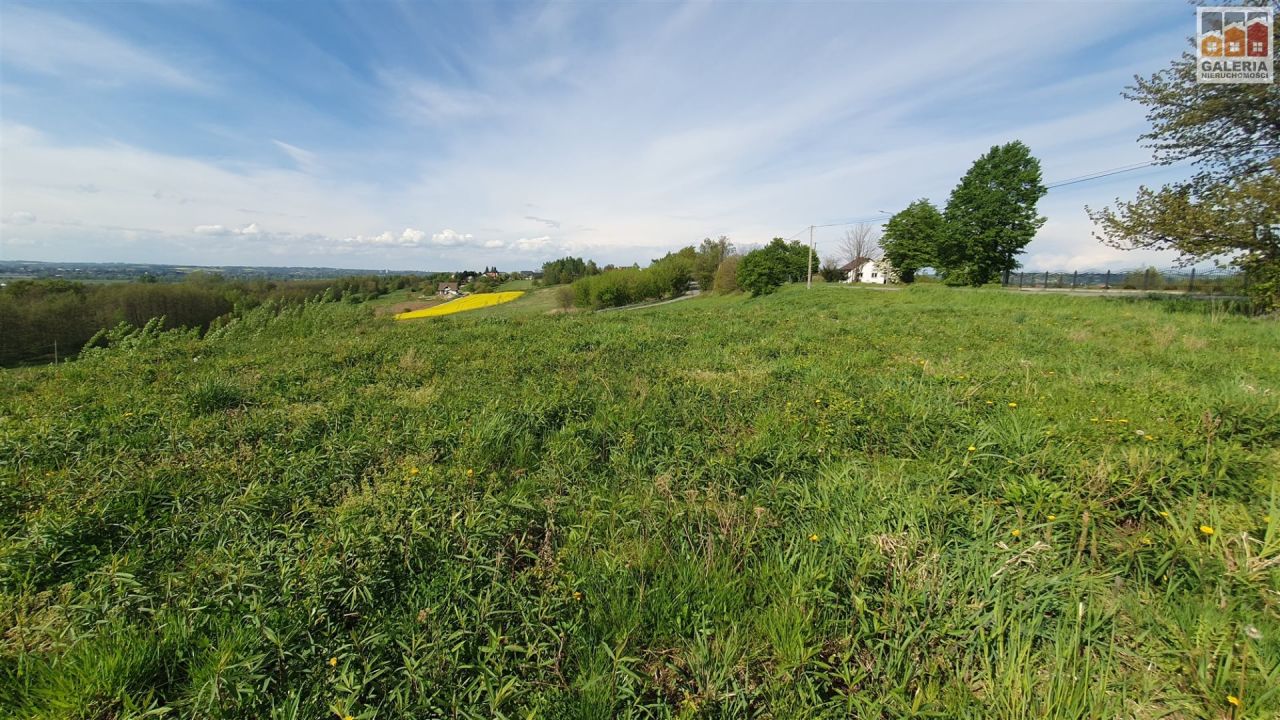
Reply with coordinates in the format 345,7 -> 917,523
1,285 -> 1277,718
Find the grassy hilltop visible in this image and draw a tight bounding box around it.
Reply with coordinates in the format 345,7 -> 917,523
2,285 -> 1278,718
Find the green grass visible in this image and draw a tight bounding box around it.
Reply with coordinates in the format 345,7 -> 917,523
497,278 -> 535,291
478,286 -> 565,318
2,284 -> 1278,718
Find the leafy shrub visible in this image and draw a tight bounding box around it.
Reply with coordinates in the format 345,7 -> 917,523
570,255 -> 691,309
737,238 -> 813,296
712,255 -> 741,293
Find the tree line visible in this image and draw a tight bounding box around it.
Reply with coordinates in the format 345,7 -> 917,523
0,273 -> 423,366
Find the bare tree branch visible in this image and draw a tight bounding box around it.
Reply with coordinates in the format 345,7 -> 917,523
838,223 -> 882,264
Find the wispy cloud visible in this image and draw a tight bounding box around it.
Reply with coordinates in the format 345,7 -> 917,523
272,140 -> 321,173
0,2 -> 1199,270
379,69 -> 496,122
524,215 -> 560,228
0,5 -> 205,90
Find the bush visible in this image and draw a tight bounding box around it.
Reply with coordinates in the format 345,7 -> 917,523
737,247 -> 787,296
570,256 -> 692,309
555,285 -> 575,310
712,256 -> 741,293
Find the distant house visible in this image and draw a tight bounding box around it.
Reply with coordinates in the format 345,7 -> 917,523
437,282 -> 460,296
484,271 -> 500,280
840,257 -> 889,284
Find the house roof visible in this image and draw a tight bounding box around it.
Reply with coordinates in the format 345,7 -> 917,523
839,257 -> 875,272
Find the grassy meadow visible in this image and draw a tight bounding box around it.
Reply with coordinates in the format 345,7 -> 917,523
1,284 -> 1278,718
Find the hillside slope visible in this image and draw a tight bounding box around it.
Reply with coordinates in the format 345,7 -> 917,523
2,286 -> 1278,718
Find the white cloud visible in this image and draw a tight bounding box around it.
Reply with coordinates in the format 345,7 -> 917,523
513,236 -> 553,252
272,140 -> 320,173
431,229 -> 474,246
0,6 -> 204,90
380,70 -> 495,122
4,210 -> 36,225
340,228 -> 440,247
193,223 -> 261,236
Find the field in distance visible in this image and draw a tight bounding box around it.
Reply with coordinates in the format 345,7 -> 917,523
2,284 -> 1277,718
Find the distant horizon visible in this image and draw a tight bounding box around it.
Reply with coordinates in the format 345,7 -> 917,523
0,255 -> 1241,278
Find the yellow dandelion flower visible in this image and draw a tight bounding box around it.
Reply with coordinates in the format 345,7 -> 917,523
1199,525 -> 1214,536
985,400 -> 994,405
1158,511 -> 1169,518
345,715 -> 356,720
1008,402 -> 1018,408
967,445 -> 976,453
1047,515 -> 1056,521
1140,536 -> 1153,545
1010,528 -> 1022,538
1227,695 -> 1241,707
328,657 -> 338,667
572,590 -> 584,602
466,468 -> 474,478
409,466 -> 419,475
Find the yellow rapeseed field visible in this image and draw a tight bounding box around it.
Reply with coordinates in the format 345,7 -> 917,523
395,291 -> 524,320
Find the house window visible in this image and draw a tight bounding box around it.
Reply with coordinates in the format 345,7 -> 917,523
871,272 -> 878,278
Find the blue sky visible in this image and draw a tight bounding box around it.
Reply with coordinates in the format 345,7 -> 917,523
1,0 -> 1205,271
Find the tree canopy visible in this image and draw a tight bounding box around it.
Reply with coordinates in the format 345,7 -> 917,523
736,238 -> 814,296
939,141 -> 1047,286
880,199 -> 943,283
1087,4 -> 1280,309
540,257 -> 598,285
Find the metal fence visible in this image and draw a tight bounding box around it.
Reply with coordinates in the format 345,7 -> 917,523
1001,268 -> 1249,296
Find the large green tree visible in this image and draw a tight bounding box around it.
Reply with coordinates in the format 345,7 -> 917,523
693,236 -> 735,290
940,141 -> 1047,286
880,199 -> 944,283
1087,0 -> 1280,310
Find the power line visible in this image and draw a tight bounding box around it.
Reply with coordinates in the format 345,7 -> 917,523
785,151 -> 1242,252
1044,161 -> 1162,189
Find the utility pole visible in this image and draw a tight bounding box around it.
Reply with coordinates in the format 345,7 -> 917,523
806,225 -> 814,289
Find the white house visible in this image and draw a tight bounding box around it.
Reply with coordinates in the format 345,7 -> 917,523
840,257 -> 889,284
